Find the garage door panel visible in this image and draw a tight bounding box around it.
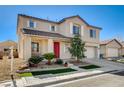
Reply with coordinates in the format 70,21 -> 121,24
108,48 -> 118,57
85,47 -> 95,58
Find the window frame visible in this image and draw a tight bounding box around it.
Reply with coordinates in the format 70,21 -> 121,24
28,19 -> 37,28
29,19 -> 34,28
90,29 -> 96,38
73,24 -> 80,35
31,42 -> 39,52
50,25 -> 56,31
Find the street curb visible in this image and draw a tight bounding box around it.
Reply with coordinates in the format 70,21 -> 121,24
27,70 -> 118,87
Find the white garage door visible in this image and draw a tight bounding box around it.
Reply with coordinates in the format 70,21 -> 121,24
85,47 -> 95,58
108,48 -> 118,57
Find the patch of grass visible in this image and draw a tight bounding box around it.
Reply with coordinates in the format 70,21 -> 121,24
19,73 -> 33,77
79,65 -> 100,69
19,68 -> 77,77
117,59 -> 124,62
32,68 -> 77,76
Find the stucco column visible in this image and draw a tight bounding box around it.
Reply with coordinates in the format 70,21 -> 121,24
48,39 -> 54,53
23,36 -> 31,60
42,40 -> 47,54
97,46 -> 100,58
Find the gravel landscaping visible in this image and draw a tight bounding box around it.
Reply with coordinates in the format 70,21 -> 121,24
0,58 -> 25,82
29,61 -> 64,70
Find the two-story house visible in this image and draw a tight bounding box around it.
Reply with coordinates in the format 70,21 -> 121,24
17,14 -> 102,60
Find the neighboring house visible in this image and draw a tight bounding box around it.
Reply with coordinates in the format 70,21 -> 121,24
0,40 -> 18,59
17,14 -> 102,60
100,39 -> 122,58
120,41 -> 124,56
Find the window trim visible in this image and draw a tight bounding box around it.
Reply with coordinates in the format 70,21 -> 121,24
90,29 -> 96,38
28,19 -> 37,28
31,42 -> 39,52
72,24 -> 81,35
50,25 -> 56,31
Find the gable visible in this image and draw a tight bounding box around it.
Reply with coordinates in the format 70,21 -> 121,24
59,16 -> 102,30
64,17 -> 88,26
106,40 -> 122,48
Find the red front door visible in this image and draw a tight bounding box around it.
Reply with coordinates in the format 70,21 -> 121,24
54,42 -> 60,58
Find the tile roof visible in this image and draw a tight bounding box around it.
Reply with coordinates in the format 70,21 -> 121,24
23,28 -> 71,39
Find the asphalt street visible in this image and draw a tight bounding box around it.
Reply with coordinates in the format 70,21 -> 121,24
49,71 -> 124,87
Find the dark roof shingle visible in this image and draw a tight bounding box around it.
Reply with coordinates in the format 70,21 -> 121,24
23,28 -> 71,39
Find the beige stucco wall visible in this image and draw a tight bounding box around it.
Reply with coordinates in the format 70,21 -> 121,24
60,41 -> 71,59
17,16 -> 59,34
59,17 -> 100,44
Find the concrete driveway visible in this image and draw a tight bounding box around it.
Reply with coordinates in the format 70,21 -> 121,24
50,71 -> 124,87
83,59 -> 124,71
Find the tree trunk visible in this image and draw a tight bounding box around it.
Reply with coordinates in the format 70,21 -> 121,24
77,59 -> 80,63
76,57 -> 80,62
48,60 -> 51,65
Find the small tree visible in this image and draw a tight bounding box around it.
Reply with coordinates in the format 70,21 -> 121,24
68,35 -> 86,62
43,53 -> 55,65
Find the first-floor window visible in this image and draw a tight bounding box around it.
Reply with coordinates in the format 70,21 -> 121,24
31,42 -> 39,52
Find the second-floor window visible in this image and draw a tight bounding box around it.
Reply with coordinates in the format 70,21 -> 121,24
31,42 -> 39,52
50,25 -> 56,31
90,29 -> 96,38
73,24 -> 80,35
28,19 -> 36,28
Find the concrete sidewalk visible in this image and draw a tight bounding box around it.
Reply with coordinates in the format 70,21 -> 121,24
0,70 -> 115,87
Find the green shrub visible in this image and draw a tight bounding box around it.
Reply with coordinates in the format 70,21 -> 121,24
55,59 -> 63,64
43,53 -> 55,60
28,56 -> 44,64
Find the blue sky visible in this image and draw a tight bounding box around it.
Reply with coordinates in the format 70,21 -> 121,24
0,5 -> 124,42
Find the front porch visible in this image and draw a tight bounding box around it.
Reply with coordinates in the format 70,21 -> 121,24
22,35 -> 71,60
